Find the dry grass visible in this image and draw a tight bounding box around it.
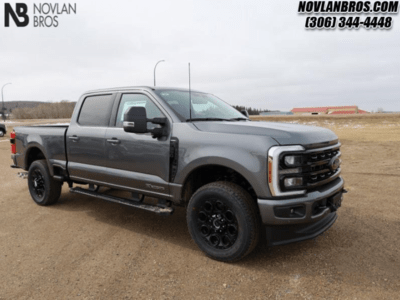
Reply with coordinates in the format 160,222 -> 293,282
251,113 -> 400,142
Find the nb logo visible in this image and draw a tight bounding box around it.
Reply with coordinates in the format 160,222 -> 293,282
4,3 -> 29,27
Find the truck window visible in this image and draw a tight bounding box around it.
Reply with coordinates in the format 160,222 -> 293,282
78,94 -> 114,127
116,94 -> 164,129
154,89 -> 245,121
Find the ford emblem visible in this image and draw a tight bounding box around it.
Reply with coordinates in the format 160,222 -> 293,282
329,157 -> 340,171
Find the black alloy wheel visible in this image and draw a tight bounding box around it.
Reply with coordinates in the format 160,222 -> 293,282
31,169 -> 46,200
196,199 -> 239,250
28,160 -> 62,206
187,181 -> 260,262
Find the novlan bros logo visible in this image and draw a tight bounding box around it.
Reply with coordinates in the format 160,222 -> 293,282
4,3 -> 76,28
5,3 -> 29,27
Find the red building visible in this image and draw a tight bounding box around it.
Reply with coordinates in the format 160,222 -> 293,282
291,106 -> 369,115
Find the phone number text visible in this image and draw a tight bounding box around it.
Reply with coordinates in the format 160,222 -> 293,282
305,16 -> 393,29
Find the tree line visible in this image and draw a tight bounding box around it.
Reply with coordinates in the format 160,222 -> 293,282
232,105 -> 269,116
12,101 -> 75,119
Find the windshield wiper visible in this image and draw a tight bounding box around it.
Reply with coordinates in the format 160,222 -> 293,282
186,118 -> 231,122
228,118 -> 248,121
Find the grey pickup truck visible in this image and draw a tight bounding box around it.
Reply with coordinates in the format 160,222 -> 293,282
10,87 -> 345,262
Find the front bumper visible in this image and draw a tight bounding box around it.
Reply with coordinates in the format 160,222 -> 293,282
257,177 -> 345,246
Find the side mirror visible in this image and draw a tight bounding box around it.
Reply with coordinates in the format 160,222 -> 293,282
123,107 -> 168,138
123,107 -> 148,133
241,110 -> 249,118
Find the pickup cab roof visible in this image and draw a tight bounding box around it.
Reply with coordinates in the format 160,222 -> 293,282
83,86 -> 202,95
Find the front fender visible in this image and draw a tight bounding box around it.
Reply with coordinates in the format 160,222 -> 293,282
175,144 -> 277,199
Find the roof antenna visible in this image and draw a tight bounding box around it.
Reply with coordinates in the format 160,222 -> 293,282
189,62 -> 192,121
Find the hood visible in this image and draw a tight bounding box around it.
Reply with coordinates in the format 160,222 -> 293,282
193,121 -> 338,147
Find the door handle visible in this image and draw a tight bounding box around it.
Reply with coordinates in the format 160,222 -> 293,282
69,136 -> 79,142
107,138 -> 121,145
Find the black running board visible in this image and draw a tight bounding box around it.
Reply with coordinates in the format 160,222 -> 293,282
70,187 -> 174,216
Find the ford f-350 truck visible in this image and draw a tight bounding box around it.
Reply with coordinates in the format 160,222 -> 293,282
10,87 -> 345,262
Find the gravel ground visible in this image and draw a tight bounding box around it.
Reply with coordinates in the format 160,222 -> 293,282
0,118 -> 399,299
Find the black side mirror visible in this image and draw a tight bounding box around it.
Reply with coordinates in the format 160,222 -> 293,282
123,107 -> 148,133
241,110 -> 250,118
123,107 -> 168,138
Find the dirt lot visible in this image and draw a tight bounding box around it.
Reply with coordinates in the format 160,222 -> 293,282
0,114 -> 399,299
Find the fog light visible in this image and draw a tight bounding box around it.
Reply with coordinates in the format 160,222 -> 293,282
284,155 -> 302,166
284,177 -> 303,187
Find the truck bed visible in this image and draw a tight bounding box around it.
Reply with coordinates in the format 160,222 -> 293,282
12,125 -> 69,176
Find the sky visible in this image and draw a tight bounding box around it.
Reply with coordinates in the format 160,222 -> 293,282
0,0 -> 399,112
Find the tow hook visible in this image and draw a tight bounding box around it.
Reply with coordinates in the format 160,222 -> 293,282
329,190 -> 344,212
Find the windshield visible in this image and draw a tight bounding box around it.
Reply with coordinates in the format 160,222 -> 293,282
154,90 -> 247,121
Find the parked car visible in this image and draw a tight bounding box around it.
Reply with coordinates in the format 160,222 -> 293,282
0,123 -> 6,137
10,87 -> 345,261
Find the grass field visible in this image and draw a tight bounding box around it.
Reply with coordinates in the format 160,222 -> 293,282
251,113 -> 400,142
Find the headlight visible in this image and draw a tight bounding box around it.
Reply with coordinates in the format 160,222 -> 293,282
284,155 -> 302,167
284,177 -> 303,188
268,145 -> 306,197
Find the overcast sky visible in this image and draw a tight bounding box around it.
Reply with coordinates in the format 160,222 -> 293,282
0,0 -> 399,111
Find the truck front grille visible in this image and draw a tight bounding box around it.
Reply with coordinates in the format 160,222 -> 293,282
268,143 -> 342,197
301,146 -> 341,189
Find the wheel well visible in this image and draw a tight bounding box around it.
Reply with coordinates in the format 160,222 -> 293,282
181,165 -> 257,203
26,147 -> 46,170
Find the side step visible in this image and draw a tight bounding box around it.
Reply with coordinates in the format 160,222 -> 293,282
70,187 -> 174,216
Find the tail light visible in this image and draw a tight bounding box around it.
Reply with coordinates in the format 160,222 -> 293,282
10,131 -> 16,154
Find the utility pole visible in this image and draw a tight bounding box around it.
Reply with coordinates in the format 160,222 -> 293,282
1,83 -> 11,121
154,60 -> 165,87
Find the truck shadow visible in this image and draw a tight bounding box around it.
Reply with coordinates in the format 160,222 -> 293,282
50,187 -> 400,288
53,189 -> 199,252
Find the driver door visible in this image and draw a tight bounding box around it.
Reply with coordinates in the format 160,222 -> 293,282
103,93 -> 171,197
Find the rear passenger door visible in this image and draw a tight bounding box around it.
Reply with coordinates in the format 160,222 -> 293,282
66,93 -> 116,183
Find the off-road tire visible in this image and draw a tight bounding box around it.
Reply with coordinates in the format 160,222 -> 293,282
0,130 -> 4,137
187,181 -> 260,262
28,160 -> 62,206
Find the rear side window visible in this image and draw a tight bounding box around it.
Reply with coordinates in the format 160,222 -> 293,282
78,94 -> 114,126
